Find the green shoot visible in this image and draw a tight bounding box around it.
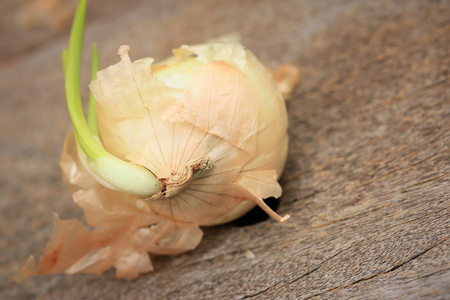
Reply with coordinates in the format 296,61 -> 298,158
63,0 -> 161,197
87,44 -> 99,136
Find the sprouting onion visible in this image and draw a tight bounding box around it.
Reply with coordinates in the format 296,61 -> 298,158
16,0 -> 299,281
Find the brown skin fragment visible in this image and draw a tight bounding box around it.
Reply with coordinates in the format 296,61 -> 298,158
268,63 -> 301,100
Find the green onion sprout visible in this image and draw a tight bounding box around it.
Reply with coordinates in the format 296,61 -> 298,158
62,0 -> 161,197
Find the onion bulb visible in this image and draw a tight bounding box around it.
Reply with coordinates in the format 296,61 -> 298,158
16,0 -> 299,281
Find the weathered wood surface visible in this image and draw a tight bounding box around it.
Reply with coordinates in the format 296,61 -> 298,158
1,0 -> 449,299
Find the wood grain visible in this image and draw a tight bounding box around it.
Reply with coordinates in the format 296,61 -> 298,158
1,0 -> 448,299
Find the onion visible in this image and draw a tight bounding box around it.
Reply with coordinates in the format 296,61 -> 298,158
16,0 -> 299,281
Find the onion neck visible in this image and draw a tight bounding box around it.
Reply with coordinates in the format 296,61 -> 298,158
160,157 -> 213,198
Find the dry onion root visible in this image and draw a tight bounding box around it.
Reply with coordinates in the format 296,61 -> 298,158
16,0 -> 299,281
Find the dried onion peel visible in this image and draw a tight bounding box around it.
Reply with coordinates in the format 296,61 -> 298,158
16,0 -> 299,281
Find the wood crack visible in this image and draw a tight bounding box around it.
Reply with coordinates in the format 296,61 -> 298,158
303,236 -> 449,299
415,267 -> 450,280
385,236 -> 448,274
289,251 -> 343,284
239,279 -> 284,299
237,251 -> 345,299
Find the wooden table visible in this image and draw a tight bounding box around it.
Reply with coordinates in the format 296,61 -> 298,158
1,0 -> 448,299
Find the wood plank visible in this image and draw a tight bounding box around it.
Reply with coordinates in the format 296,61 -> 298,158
1,0 -> 448,299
